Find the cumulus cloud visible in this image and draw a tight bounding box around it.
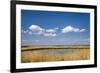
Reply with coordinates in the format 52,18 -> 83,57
22,24 -> 86,36
22,30 -> 29,34
23,30 -> 29,34
44,29 -> 57,36
79,29 -> 86,32
73,28 -> 80,32
62,26 -> 86,33
29,25 -> 43,31
28,24 -> 58,36
29,24 -> 44,34
45,29 -> 56,33
62,26 -> 74,33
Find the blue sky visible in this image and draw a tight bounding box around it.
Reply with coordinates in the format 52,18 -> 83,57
21,10 -> 90,46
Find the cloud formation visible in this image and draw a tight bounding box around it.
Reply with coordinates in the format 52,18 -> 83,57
79,29 -> 86,32
62,26 -> 86,33
22,25 -> 86,36
29,24 -> 44,34
28,24 -> 57,36
45,29 -> 56,33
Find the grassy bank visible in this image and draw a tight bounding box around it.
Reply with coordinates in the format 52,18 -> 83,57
21,45 -> 90,63
21,45 -> 90,51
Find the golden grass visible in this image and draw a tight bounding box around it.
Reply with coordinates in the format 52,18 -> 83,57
21,46 -> 90,63
21,45 -> 89,51
63,49 -> 90,60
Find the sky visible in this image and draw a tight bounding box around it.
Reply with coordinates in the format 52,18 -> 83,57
21,10 -> 90,46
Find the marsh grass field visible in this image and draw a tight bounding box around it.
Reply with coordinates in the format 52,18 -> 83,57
21,45 -> 90,63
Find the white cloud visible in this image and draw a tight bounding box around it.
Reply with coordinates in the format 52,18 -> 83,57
29,24 -> 43,31
79,29 -> 86,32
73,28 -> 80,32
22,30 -> 29,34
29,24 -> 45,34
62,26 -> 74,33
62,26 -> 86,33
44,29 -> 57,36
28,24 -> 58,36
45,29 -> 56,33
22,25 -> 86,36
